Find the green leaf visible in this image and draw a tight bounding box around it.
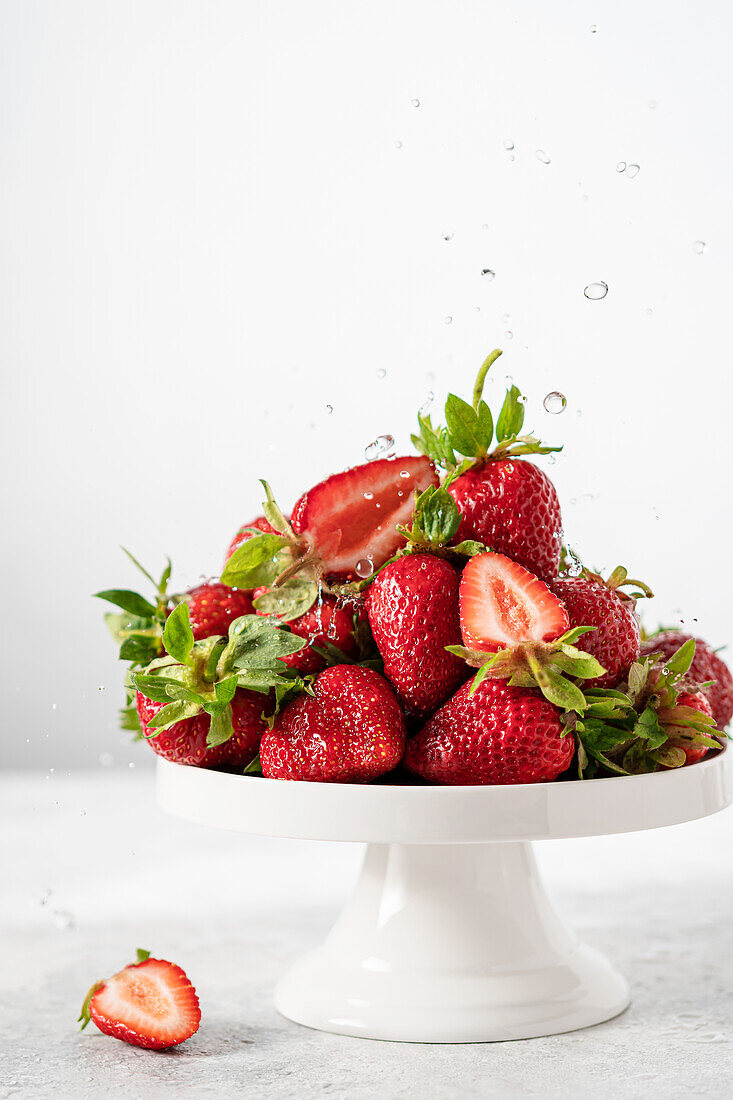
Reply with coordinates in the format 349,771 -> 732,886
627,661 -> 649,699
539,669 -> 588,714
451,539 -> 486,558
495,385 -> 525,442
221,532 -> 290,589
552,648 -> 607,680
649,744 -> 686,769
119,635 -> 160,665
236,669 -> 295,692
578,718 -> 634,753
136,948 -> 151,963
445,644 -> 493,667
260,480 -> 292,535
94,589 -> 157,618
633,706 -> 668,750
445,394 -> 488,458
207,705 -> 234,747
243,753 -> 263,776
662,638 -> 696,679
130,672 -> 187,704
162,602 -> 195,666
253,577 -> 318,622
121,547 -> 158,589
119,704 -> 142,733
144,698 -> 201,732
557,625 -> 598,646
409,485 -> 463,547
220,614 -> 307,674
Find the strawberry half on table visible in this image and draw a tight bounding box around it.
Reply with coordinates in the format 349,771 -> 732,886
79,949 -> 200,1050
412,349 -> 562,579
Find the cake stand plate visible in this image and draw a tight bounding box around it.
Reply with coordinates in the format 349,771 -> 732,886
157,749 -> 731,1043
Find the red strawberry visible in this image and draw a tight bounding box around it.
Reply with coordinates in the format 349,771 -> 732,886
459,551 -> 569,652
365,553 -> 467,719
290,456 -> 438,576
549,576 -> 640,689
260,665 -> 405,783
136,688 -> 268,768
225,515 -> 278,565
673,692 -> 715,765
254,589 -> 362,674
79,951 -> 200,1050
640,630 -> 733,730
181,582 -> 254,640
448,459 -> 561,580
405,677 -> 573,784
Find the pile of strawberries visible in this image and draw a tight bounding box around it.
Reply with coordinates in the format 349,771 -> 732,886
99,350 -> 732,785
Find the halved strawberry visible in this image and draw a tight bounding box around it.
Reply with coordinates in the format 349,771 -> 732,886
459,551 -> 569,652
79,950 -> 201,1050
290,456 -> 438,576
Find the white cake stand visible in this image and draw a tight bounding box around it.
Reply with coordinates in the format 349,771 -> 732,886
157,749 -> 731,1043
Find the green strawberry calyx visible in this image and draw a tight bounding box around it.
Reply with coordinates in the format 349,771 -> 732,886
411,349 -> 562,475
129,603 -> 308,748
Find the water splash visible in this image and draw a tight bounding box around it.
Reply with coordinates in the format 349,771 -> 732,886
535,150 -> 551,165
364,435 -> 395,461
481,269 -> 495,281
355,558 -> 374,579
543,391 -> 567,414
693,240 -> 708,254
584,281 -> 608,300
503,139 -> 514,150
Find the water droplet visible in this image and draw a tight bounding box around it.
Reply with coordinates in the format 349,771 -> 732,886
425,370 -> 435,382
80,810 -> 87,817
99,752 -> 114,767
394,140 -> 403,149
444,315 -> 453,325
648,99 -> 657,109
411,98 -> 420,108
693,240 -> 708,254
503,139 -> 514,150
325,404 -> 333,414
584,281 -> 608,300
53,910 -> 75,931
40,888 -> 52,907
364,434 -> 395,461
400,468 -> 411,478
502,313 -> 511,323
442,231 -> 453,242
616,161 -> 627,173
626,163 -> 640,178
97,685 -> 105,693
645,307 -> 653,316
376,367 -> 387,379
363,490 -> 374,500
505,330 -> 514,339
481,223 -> 489,230
590,23 -> 598,33
535,149 -> 551,164
508,154 -> 515,162
418,393 -> 434,415
547,454 -> 556,465
51,703 -> 57,711
543,391 -> 567,414
481,268 -> 495,281
128,761 -> 135,769
355,558 -> 374,579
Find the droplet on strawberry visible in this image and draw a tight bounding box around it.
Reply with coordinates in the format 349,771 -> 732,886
290,456 -> 439,576
459,551 -> 569,652
79,952 -> 201,1050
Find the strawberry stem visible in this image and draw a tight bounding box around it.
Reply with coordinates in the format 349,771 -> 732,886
472,349 -> 503,411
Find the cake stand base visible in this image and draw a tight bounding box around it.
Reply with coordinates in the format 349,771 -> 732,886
274,841 -> 629,1043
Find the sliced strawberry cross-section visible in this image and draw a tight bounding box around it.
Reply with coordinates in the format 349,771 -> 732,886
291,455 -> 439,576
459,551 -> 569,652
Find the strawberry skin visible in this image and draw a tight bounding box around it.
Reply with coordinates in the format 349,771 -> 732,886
136,688 -> 268,768
254,590 -> 361,674
182,582 -> 254,640
365,554 -> 467,719
640,630 -> 733,730
549,577 -> 640,688
459,551 -> 569,652
225,515 -> 278,565
260,665 -> 405,783
88,957 -> 200,1050
674,691 -> 715,765
405,677 -> 573,784
448,459 -> 561,580
290,456 -> 439,576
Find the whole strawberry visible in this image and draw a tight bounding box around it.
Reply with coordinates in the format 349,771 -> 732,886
549,567 -> 650,688
79,949 -> 200,1050
254,589 -> 362,674
260,665 -> 405,783
366,553 -> 466,719
404,677 -> 573,785
181,582 -> 254,640
225,514 -> 279,566
672,692 -> 715,765
449,459 -> 562,580
136,688 -> 269,769
640,630 -> 733,730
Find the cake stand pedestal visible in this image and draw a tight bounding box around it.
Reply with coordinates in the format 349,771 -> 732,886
157,749 -> 731,1043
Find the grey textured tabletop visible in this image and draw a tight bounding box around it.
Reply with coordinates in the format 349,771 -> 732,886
2,771 -> 732,1099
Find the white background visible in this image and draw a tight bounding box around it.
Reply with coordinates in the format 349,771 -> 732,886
2,0 -> 731,770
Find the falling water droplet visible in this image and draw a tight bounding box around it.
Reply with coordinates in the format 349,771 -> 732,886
535,150 -> 551,164
584,281 -> 608,300
355,558 -> 374,579
616,161 -> 627,173
693,240 -> 708,254
444,315 -> 453,325
419,392 -> 434,415
53,910 -> 75,931
364,435 -> 395,461
505,330 -> 514,340
442,231 -> 454,241
325,404 -> 333,414
645,307 -> 653,316
543,391 -> 567,414
394,140 -> 403,149
648,99 -> 657,109
481,269 -> 495,281
503,139 -> 514,150
590,23 -> 598,33
547,454 -> 556,465
411,98 -> 420,107
376,368 -> 387,379
625,163 -> 640,178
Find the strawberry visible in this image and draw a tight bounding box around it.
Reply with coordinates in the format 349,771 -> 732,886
136,687 -> 269,768
225,515 -> 278,565
404,677 -> 573,784
640,630 -> 733,730
79,949 -> 200,1050
412,349 -> 562,579
672,692 -> 715,764
549,567 -> 652,689
459,551 -> 569,652
289,456 -> 439,577
131,603 -> 307,768
259,665 -> 406,783
366,553 -> 467,719
254,588 -> 363,674
181,581 -> 254,640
